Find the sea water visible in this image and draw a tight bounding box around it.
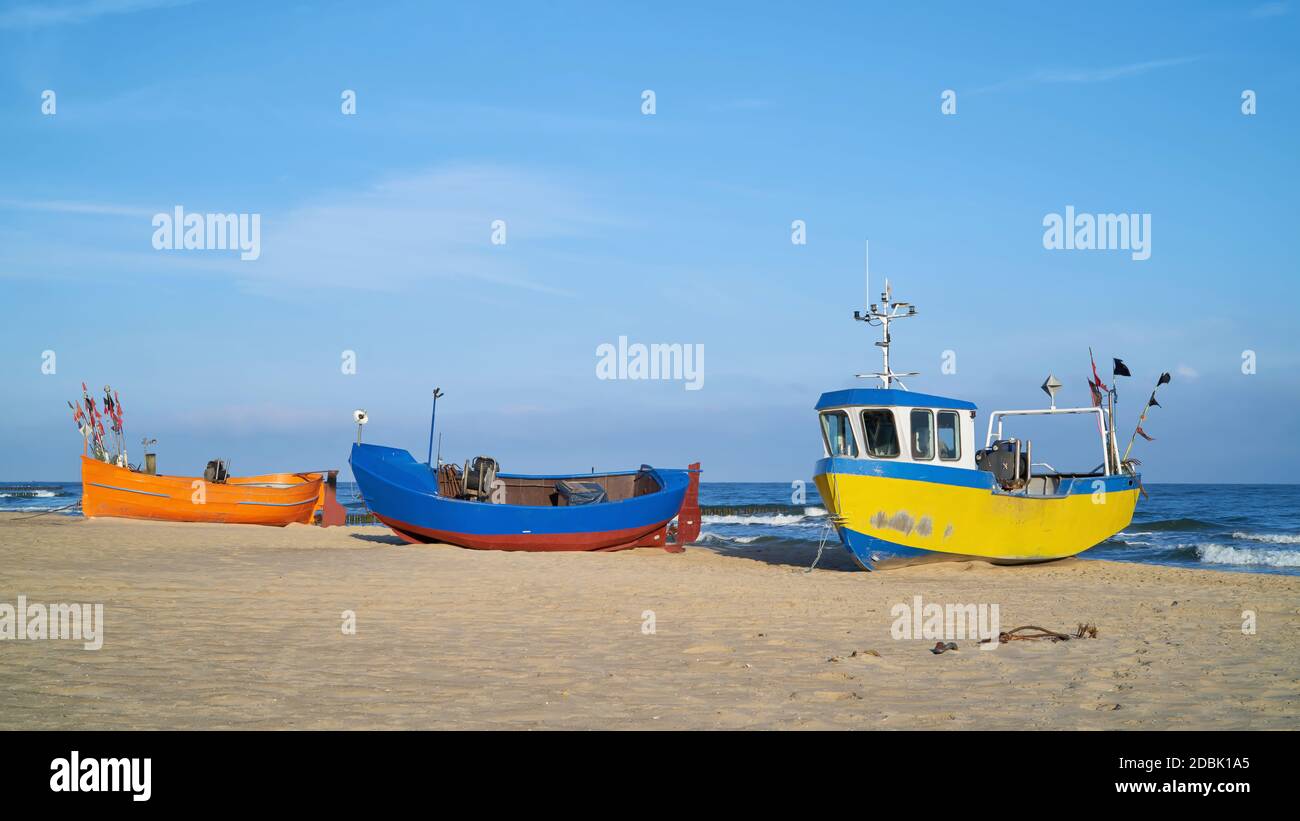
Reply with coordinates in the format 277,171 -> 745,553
5,481 -> 1297,576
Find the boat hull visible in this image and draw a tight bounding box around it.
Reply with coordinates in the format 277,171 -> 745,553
374,514 -> 675,551
813,457 -> 1139,570
350,443 -> 695,551
81,457 -> 323,526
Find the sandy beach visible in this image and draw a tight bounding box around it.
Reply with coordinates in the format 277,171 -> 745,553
1,513 -> 1296,730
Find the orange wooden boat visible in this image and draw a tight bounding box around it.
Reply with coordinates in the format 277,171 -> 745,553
81,457 -> 324,526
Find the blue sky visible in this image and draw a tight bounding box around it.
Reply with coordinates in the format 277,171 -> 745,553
1,0 -> 1297,482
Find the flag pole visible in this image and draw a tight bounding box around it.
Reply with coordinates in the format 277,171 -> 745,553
1108,357 -> 1131,474
426,388 -> 444,468
1106,388 -> 1118,474
1086,347 -> 1106,445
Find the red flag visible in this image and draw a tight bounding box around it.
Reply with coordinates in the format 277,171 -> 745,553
1087,377 -> 1103,408
1089,348 -> 1108,392
1136,426 -> 1155,441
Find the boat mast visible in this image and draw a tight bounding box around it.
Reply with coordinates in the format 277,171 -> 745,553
426,387 -> 444,468
853,277 -> 919,389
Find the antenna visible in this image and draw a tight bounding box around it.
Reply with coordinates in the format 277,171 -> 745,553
852,270 -> 919,389
426,388 -> 444,468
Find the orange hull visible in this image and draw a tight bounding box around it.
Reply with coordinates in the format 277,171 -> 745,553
80,457 -> 323,526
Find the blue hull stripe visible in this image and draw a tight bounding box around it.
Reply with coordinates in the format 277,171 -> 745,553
838,527 -> 934,570
815,456 -> 1136,495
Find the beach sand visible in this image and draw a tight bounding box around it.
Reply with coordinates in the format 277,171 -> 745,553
1,513 -> 1296,730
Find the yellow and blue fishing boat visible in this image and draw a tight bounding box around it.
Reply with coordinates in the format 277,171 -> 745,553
813,280 -> 1142,570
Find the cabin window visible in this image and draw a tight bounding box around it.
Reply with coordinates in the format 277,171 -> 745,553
937,410 -> 961,461
860,409 -> 900,458
820,411 -> 858,457
910,409 -> 934,460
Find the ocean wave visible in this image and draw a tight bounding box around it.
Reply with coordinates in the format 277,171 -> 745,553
700,503 -> 825,516
694,532 -> 825,552
0,490 -> 58,498
703,514 -> 806,526
697,532 -> 763,546
701,507 -> 826,527
1193,543 -> 1300,568
1231,531 -> 1300,545
1127,517 -> 1218,533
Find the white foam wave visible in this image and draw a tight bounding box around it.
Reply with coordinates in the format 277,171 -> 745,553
1231,531 -> 1300,545
1194,543 -> 1300,568
697,532 -> 762,546
703,514 -> 807,526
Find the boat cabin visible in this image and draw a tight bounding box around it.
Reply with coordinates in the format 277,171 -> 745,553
816,388 -> 978,470
816,388 -> 1120,495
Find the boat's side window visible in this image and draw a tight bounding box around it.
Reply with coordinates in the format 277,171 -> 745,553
860,409 -> 900,458
937,410 -> 961,461
910,409 -> 934,460
820,411 -> 858,457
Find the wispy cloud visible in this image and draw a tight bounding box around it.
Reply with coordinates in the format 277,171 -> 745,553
1250,2 -> 1288,18
0,165 -> 624,299
235,164 -> 619,298
0,198 -> 155,217
0,0 -> 197,30
973,56 -> 1201,94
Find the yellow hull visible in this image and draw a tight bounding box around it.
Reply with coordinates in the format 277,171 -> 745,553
814,468 -> 1139,569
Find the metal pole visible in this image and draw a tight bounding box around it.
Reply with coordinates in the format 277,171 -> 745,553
1105,391 -> 1118,475
426,388 -> 444,467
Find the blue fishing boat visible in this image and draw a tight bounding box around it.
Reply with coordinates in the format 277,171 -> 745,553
348,395 -> 701,552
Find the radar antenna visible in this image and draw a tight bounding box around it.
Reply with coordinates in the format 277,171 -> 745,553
853,274 -> 919,389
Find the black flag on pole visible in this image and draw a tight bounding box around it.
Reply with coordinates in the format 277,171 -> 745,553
1157,371 -> 1171,386
1113,358 -> 1132,378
